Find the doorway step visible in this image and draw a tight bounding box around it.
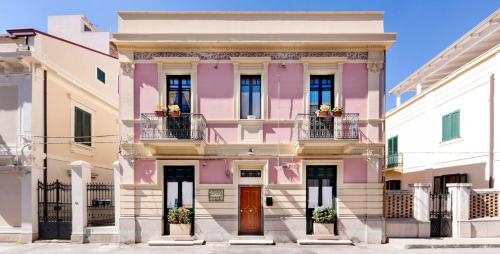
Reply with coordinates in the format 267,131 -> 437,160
148,239 -> 205,246
297,239 -> 353,245
228,237 -> 275,245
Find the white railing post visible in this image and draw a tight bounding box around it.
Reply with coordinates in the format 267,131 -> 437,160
410,183 -> 431,237
70,160 -> 92,243
447,183 -> 472,238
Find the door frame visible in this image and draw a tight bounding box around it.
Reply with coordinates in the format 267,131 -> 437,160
238,185 -> 264,235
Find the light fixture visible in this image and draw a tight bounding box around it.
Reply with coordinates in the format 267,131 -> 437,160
247,148 -> 255,156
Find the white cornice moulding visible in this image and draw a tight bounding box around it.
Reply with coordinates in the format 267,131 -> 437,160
300,57 -> 347,63
153,56 -> 200,63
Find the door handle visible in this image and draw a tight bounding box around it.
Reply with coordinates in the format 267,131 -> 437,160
240,209 -> 243,213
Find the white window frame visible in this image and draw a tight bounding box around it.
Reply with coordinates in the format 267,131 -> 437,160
301,58 -> 344,113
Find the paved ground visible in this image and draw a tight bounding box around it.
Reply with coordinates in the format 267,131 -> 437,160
1,243 -> 500,254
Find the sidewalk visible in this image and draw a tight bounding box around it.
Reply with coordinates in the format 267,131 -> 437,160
388,238 -> 500,249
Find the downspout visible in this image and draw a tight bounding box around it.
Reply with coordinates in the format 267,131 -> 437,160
489,74 -> 495,188
43,69 -> 48,221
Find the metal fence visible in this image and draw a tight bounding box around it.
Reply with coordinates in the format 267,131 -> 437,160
140,113 -> 206,141
294,113 -> 359,141
87,183 -> 115,227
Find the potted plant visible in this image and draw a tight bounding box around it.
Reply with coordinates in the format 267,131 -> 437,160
332,106 -> 343,117
168,104 -> 181,117
317,104 -> 331,118
312,206 -> 335,239
168,207 -> 192,237
154,104 -> 166,117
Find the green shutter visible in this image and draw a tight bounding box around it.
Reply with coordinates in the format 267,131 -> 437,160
452,111 -> 460,139
442,111 -> 460,141
75,107 -> 92,146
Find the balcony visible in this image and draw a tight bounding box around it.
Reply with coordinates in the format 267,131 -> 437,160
140,113 -> 206,155
384,153 -> 403,173
294,113 -> 360,154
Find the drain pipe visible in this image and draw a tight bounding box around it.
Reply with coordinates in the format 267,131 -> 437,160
43,68 -> 48,221
489,74 -> 495,188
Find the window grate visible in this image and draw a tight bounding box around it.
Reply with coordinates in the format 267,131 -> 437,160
240,170 -> 261,178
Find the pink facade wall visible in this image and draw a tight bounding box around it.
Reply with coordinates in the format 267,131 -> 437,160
198,63 -> 234,119
134,64 -> 159,118
134,160 -> 157,184
342,63 -> 368,119
199,160 -> 233,184
343,158 -> 367,183
207,124 -> 238,144
263,123 -> 294,143
267,63 -> 304,119
268,158 -> 302,184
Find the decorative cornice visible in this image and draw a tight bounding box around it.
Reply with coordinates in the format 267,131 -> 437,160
367,62 -> 384,73
134,51 -> 368,61
120,62 -> 134,74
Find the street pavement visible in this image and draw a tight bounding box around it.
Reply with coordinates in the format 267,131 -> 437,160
1,243 -> 500,254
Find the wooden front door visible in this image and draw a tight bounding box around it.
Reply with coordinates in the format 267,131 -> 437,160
239,187 -> 262,235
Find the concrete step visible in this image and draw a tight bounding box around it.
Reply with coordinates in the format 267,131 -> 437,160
388,238 -> 500,249
148,240 -> 205,246
228,239 -> 275,245
297,239 -> 353,245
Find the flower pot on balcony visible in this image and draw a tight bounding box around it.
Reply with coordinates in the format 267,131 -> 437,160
332,111 -> 342,117
169,111 -> 181,117
154,111 -> 166,117
317,111 -> 330,118
169,223 -> 191,237
313,223 -> 334,239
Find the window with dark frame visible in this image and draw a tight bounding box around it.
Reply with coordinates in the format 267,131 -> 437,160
385,180 -> 401,190
433,173 -> 468,193
309,75 -> 334,113
240,75 -> 261,119
167,75 -> 191,113
97,68 -> 106,84
74,107 -> 91,146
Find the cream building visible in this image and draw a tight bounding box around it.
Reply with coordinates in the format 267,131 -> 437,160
385,9 -> 500,192
0,15 -> 118,242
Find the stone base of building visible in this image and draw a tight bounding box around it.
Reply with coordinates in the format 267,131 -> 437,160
120,215 -> 385,244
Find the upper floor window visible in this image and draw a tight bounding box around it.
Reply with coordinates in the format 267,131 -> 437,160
387,135 -> 399,167
433,173 -> 467,193
167,75 -> 191,113
97,68 -> 106,84
240,75 -> 261,119
74,107 -> 91,146
310,75 -> 334,113
442,110 -> 460,142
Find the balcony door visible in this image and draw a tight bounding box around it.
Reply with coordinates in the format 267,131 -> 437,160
309,75 -> 334,113
167,75 -> 191,139
163,166 -> 194,235
306,165 -> 337,235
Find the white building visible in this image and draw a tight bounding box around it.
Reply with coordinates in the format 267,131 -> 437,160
385,9 -> 500,192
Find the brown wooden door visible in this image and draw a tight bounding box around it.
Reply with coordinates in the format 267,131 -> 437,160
239,187 -> 262,235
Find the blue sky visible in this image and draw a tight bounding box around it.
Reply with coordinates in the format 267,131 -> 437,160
1,0 -> 498,110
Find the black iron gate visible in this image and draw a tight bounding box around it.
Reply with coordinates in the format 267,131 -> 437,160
38,180 -> 72,240
430,192 -> 452,237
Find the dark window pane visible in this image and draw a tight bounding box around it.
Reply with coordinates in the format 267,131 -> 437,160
167,75 -> 191,113
97,68 -> 106,84
309,75 -> 334,113
240,75 -> 261,119
74,107 -> 91,146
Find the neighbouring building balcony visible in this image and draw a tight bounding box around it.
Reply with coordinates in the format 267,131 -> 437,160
384,153 -> 403,172
140,113 -> 206,155
294,113 -> 360,154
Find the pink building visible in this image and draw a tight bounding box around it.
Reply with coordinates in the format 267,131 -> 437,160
114,12 -> 395,244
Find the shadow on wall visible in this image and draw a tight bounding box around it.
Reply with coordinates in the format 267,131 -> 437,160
0,174 -> 22,227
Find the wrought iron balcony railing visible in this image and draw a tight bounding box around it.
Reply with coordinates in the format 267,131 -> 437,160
294,113 -> 359,141
140,113 -> 206,141
386,153 -> 403,168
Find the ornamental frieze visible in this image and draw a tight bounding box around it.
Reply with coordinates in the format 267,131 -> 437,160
134,51 -> 368,61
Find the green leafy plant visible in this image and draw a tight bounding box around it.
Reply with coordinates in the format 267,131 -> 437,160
312,206 -> 335,224
168,208 -> 192,224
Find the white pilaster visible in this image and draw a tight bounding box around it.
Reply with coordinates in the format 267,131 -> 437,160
367,50 -> 384,143
19,166 -> 42,243
113,161 -> 121,229
191,62 -> 198,114
303,63 -> 310,113
447,183 -> 472,238
70,160 -> 92,243
410,183 -> 430,221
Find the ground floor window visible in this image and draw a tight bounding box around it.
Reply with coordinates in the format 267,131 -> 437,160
433,173 -> 467,193
385,180 -> 401,190
306,165 -> 337,235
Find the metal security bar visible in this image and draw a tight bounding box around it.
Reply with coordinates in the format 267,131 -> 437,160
87,183 -> 115,226
294,113 -> 359,141
430,192 -> 452,237
141,113 -> 206,141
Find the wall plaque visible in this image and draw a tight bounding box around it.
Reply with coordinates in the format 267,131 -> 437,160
208,189 -> 224,202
